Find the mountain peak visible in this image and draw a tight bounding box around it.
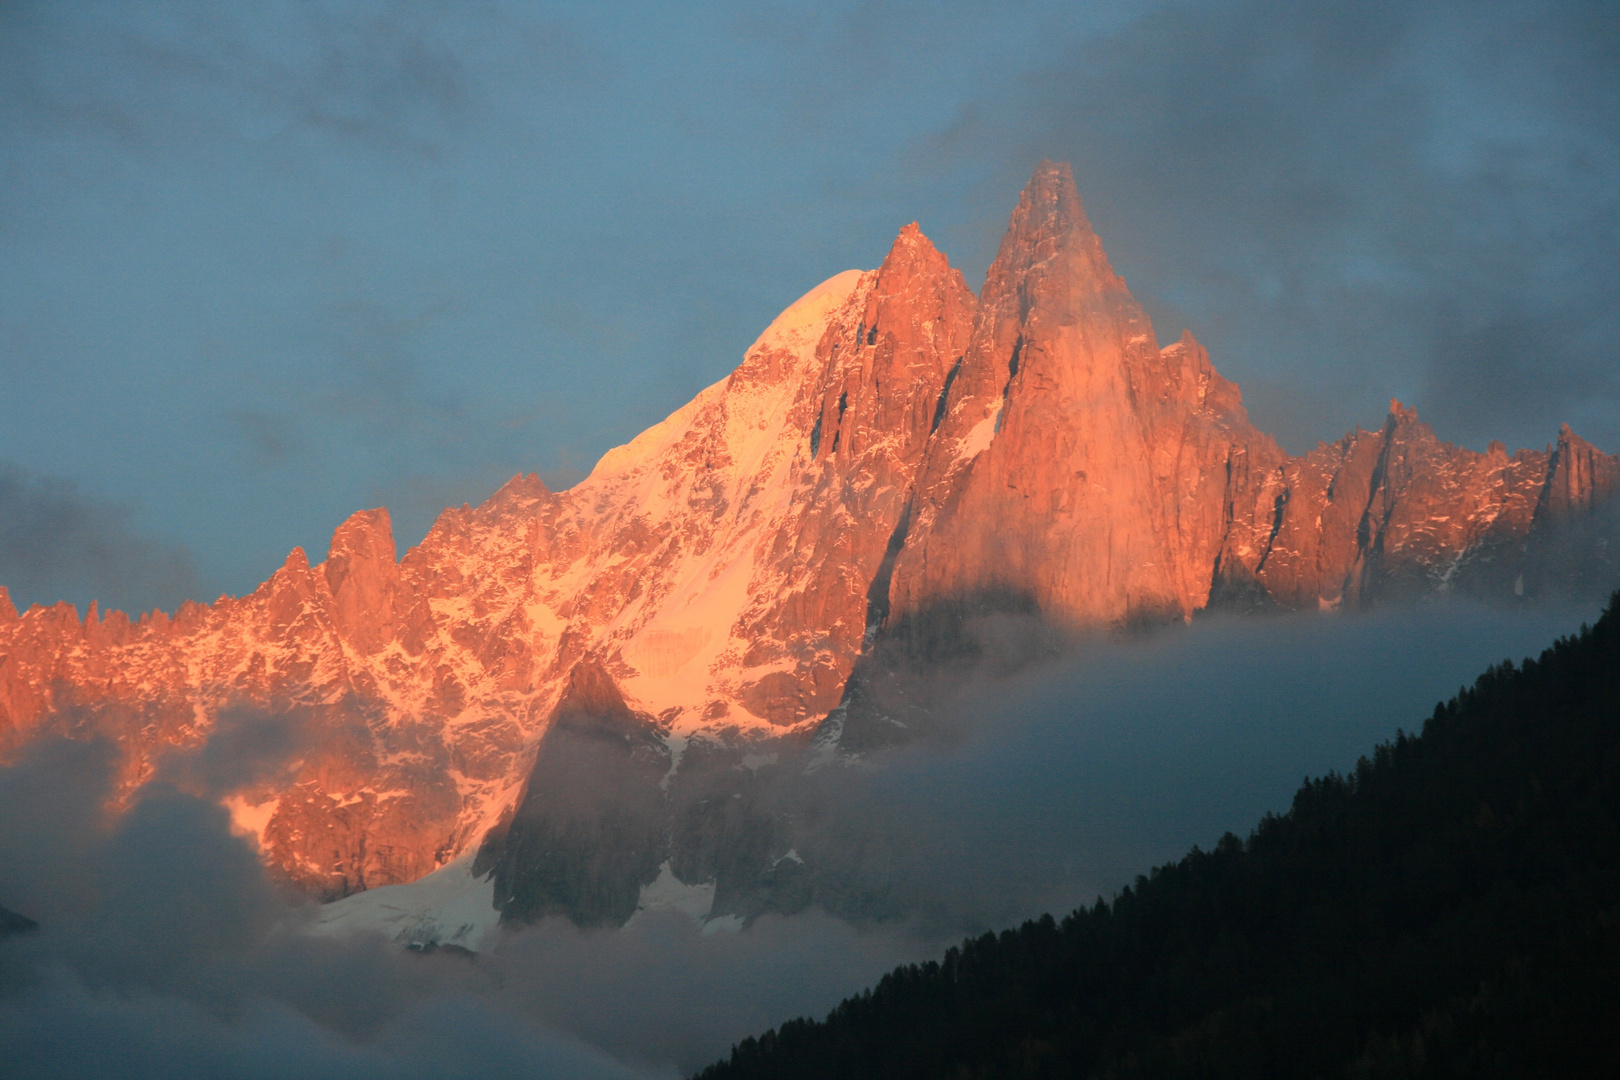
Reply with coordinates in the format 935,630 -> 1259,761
883,221 -> 939,259
279,546 -> 311,574
1545,422 -> 1619,519
870,221 -> 962,309
552,659 -> 639,735
326,509 -> 396,571
490,472 -> 552,509
1022,159 -> 1084,226
322,508 -> 401,654
0,586 -> 15,623
992,160 -> 1121,290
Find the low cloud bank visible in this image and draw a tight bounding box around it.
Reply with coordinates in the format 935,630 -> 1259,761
0,740 -> 647,1080
876,599 -> 1599,920
0,599 -> 1598,1077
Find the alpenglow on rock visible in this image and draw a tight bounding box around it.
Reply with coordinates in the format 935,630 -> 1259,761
2,162 -> 1615,915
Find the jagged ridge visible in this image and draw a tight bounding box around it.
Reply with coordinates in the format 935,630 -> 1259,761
1,162 -> 1615,904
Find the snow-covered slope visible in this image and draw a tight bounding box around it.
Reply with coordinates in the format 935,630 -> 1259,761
312,851 -> 501,952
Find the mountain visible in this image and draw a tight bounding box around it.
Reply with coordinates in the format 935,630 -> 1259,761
696,591 -> 1620,1080
1,162 -> 1615,918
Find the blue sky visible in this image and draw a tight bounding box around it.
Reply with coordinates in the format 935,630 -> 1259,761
2,0 -> 1616,614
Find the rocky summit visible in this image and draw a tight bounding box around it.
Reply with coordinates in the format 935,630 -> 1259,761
2,163 -> 1615,923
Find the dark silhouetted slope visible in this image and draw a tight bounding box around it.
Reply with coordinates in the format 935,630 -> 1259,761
697,593 -> 1620,1079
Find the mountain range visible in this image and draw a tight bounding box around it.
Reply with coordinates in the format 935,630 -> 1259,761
1,162 -> 1615,925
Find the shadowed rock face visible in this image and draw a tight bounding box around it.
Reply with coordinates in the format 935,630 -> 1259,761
1,162 -> 1616,912
476,661 -> 670,928
475,661 -> 900,928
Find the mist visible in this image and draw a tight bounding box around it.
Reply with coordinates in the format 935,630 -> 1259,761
0,598 -> 1599,1077
0,461 -> 203,615
870,599 -> 1600,919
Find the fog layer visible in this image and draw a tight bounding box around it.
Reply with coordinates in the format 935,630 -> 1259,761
0,599 -> 1596,1077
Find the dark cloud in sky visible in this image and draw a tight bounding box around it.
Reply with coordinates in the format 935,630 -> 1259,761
231,408 -> 309,467
912,0 -> 1620,454
0,2 -> 476,154
0,598 -> 1595,1077
2,1 -> 1611,604
153,705 -> 321,800
0,461 -> 203,615
0,735 -> 648,1080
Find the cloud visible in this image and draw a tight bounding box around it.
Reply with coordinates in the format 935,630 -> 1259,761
493,909 -> 926,1074
879,599 -> 1600,906
0,734 -> 647,1080
231,409 -> 309,467
152,705 -> 320,801
0,598 -> 1598,1076
0,2 -> 610,162
901,0 -> 1620,454
0,974 -> 648,1080
688,598 -> 1601,941
0,714 -> 916,1078
0,462 -> 201,615
0,737 -> 118,927
315,291 -> 470,436
0,2 -> 473,157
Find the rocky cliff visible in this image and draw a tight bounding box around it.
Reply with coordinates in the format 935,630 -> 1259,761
2,162 -> 1615,917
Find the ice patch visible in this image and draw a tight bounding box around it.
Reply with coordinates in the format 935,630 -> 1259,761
957,409 -> 999,462
628,860 -> 715,925
661,733 -> 688,791
627,626 -> 712,678
762,269 -> 865,341
310,851 -> 501,953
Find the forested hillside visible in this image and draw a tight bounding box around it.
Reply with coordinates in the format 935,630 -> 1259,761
698,594 -> 1620,1079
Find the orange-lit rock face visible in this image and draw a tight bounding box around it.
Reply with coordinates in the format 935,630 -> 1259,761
889,161 -> 1275,633
732,223 -> 976,721
1,161 -> 1615,900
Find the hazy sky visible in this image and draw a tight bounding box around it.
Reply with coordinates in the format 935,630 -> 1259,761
2,0 -> 1616,613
